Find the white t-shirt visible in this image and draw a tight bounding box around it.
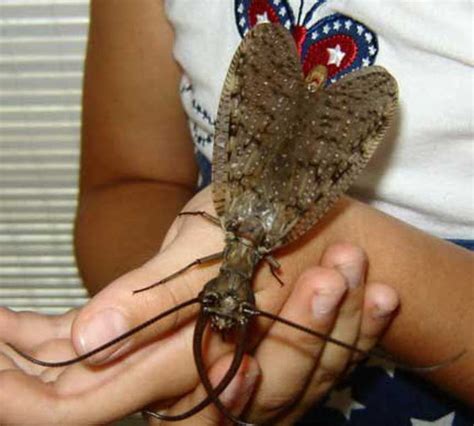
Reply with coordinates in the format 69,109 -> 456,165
165,0 -> 473,241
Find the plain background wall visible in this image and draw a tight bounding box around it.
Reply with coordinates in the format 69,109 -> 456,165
0,0 -> 88,312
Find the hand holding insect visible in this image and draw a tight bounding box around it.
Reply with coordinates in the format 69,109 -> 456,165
78,186 -> 403,422
0,186 -> 400,424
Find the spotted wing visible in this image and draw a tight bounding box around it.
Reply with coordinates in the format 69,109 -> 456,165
275,65 -> 398,247
212,23 -> 398,251
212,23 -> 304,218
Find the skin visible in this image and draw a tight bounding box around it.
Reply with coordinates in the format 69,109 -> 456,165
0,202 -> 398,424
0,0 -> 472,424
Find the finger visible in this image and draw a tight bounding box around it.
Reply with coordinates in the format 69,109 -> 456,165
0,367 -> 134,425
71,194 -> 224,364
0,369 -> 82,424
313,242 -> 368,382
280,284 -> 399,425
0,307 -> 76,349
0,350 -> 18,371
147,354 -> 260,426
351,282 -> 399,361
0,322 -> 195,424
274,243 -> 370,424
246,266 -> 347,421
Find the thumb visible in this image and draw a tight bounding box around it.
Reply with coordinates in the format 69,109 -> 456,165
71,247 -> 219,364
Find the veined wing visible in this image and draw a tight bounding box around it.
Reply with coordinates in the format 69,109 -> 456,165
212,23 -> 398,251
212,23 -> 304,219
273,65 -> 398,247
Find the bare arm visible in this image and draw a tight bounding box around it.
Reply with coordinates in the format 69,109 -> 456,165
75,0 -> 197,293
75,0 -> 474,406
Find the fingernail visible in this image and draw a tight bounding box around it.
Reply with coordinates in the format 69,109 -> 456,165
78,308 -> 131,364
312,286 -> 345,318
372,301 -> 398,319
336,262 -> 364,289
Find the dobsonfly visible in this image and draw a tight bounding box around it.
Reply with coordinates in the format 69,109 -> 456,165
7,23 -> 463,425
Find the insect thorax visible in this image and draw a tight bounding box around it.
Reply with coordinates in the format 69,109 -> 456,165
201,239 -> 259,332
224,190 -> 299,251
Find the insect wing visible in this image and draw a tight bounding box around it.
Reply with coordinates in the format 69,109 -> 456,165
212,23 -> 303,218
213,23 -> 398,250
279,65 -> 398,246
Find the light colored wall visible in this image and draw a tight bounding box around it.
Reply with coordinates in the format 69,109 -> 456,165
0,1 -> 143,424
0,0 -> 88,312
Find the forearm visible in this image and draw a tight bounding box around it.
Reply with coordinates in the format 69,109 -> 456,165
75,0 -> 197,294
277,196 -> 473,404
74,182 -> 193,295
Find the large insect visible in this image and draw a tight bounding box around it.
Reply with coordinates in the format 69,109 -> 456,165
6,23 -> 458,425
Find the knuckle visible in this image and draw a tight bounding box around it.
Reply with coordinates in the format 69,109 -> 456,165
315,269 -> 347,293
324,242 -> 367,266
256,391 -> 296,416
316,368 -> 341,386
193,414 -> 215,426
315,358 -> 347,386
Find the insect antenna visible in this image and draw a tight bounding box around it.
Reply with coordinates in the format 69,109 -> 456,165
144,312 -> 251,423
6,297 -> 200,368
246,307 -> 465,372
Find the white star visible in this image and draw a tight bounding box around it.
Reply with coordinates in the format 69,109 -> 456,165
325,387 -> 366,420
410,412 -> 455,426
327,44 -> 346,67
333,20 -> 341,30
362,57 -> 370,67
365,32 -> 373,43
311,31 -> 319,40
239,17 -> 246,27
357,24 -> 364,35
368,45 -> 377,56
323,24 -> 331,34
284,19 -> 291,29
279,6 -> 286,16
197,172 -> 203,188
364,357 -> 396,378
256,12 -> 270,23
237,2 -> 244,13
273,0 -> 281,5
345,19 -> 353,29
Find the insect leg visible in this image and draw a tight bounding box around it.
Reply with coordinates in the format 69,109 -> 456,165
246,307 -> 465,372
179,210 -> 221,226
5,297 -> 200,368
264,255 -> 286,286
144,313 -> 252,423
133,251 -> 224,294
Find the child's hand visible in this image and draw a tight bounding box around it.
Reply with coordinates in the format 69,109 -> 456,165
0,187 -> 399,424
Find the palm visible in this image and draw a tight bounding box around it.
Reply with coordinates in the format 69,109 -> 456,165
0,188 -> 272,423
0,189 -> 226,423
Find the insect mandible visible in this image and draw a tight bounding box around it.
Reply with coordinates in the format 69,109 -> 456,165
7,23 -> 461,425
